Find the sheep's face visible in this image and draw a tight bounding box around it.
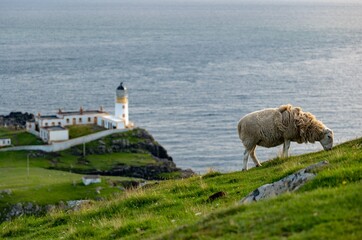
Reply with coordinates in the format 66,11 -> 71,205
320,128 -> 333,150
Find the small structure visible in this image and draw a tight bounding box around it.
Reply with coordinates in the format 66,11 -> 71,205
26,82 -> 132,143
0,138 -> 11,147
39,126 -> 69,144
82,175 -> 102,186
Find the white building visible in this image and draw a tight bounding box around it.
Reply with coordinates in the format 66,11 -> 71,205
0,138 -> 11,147
26,82 -> 132,143
97,83 -> 130,129
82,175 -> 101,186
39,126 -> 69,144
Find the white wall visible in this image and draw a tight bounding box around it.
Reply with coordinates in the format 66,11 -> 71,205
39,128 -> 49,142
39,118 -> 65,128
0,139 -> 11,147
97,116 -> 125,130
37,114 -> 100,128
49,130 -> 69,143
115,102 -> 129,126
82,177 -> 101,186
26,122 -> 39,136
61,114 -> 97,126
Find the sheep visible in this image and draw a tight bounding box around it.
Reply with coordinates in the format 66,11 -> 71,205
237,104 -> 334,171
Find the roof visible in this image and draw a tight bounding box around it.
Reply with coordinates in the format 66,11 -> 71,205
0,138 -> 11,140
82,175 -> 101,180
98,115 -> 125,123
117,82 -> 126,91
39,115 -> 59,120
59,110 -> 107,116
42,126 -> 68,131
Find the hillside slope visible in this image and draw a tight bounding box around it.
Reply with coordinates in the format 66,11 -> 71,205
1,138 -> 361,239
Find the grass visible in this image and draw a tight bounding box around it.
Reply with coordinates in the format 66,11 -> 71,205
0,167 -> 135,209
66,125 -> 105,139
163,183 -> 361,240
0,127 -> 43,146
0,137 -> 361,239
0,149 -> 156,173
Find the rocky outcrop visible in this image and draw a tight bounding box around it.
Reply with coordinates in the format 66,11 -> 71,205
0,202 -> 44,222
57,128 -> 194,180
1,200 -> 93,222
240,161 -> 329,204
89,162 -> 194,180
0,112 -> 34,128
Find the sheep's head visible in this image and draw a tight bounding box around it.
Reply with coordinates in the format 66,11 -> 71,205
320,128 -> 334,150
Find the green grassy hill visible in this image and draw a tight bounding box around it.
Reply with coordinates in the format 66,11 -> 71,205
0,128 -> 180,180
1,137 -> 361,239
0,167 -> 134,208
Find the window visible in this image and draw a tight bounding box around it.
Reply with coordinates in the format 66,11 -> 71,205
88,117 -> 91,122
79,118 -> 82,123
122,114 -> 125,118
45,123 -> 48,126
66,119 -> 70,124
52,122 -> 55,126
58,122 -> 61,126
122,105 -> 125,109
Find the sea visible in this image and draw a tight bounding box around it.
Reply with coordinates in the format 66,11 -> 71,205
1,0 -> 361,173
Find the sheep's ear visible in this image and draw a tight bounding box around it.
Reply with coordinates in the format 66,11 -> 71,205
324,128 -> 333,134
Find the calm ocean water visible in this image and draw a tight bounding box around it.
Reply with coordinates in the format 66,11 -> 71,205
1,0 -> 361,172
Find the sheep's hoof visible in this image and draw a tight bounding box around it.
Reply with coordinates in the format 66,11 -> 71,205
256,164 -> 262,167
242,168 -> 248,172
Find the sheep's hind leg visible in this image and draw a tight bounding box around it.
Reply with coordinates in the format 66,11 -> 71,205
250,146 -> 262,167
282,140 -> 291,158
242,150 -> 250,171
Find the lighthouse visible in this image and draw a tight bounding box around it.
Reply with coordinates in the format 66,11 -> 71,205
115,82 -> 129,127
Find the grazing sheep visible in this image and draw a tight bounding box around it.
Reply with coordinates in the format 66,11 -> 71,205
237,104 -> 333,171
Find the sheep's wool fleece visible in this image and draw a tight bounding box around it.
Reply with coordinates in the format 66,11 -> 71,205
238,104 -> 326,148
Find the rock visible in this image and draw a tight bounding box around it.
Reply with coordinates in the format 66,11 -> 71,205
120,180 -> 142,189
96,187 -> 102,194
207,191 -> 226,202
240,161 -> 329,204
66,200 -> 91,211
0,189 -> 12,196
181,169 -> 195,178
0,112 -> 34,128
45,204 -> 56,213
2,202 -> 45,222
97,145 -> 106,154
50,127 -> 194,180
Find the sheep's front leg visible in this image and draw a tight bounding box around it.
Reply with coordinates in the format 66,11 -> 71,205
282,140 -> 291,158
242,149 -> 249,171
250,146 -> 262,167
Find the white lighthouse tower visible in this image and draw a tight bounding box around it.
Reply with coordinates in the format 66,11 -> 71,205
115,82 -> 129,127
